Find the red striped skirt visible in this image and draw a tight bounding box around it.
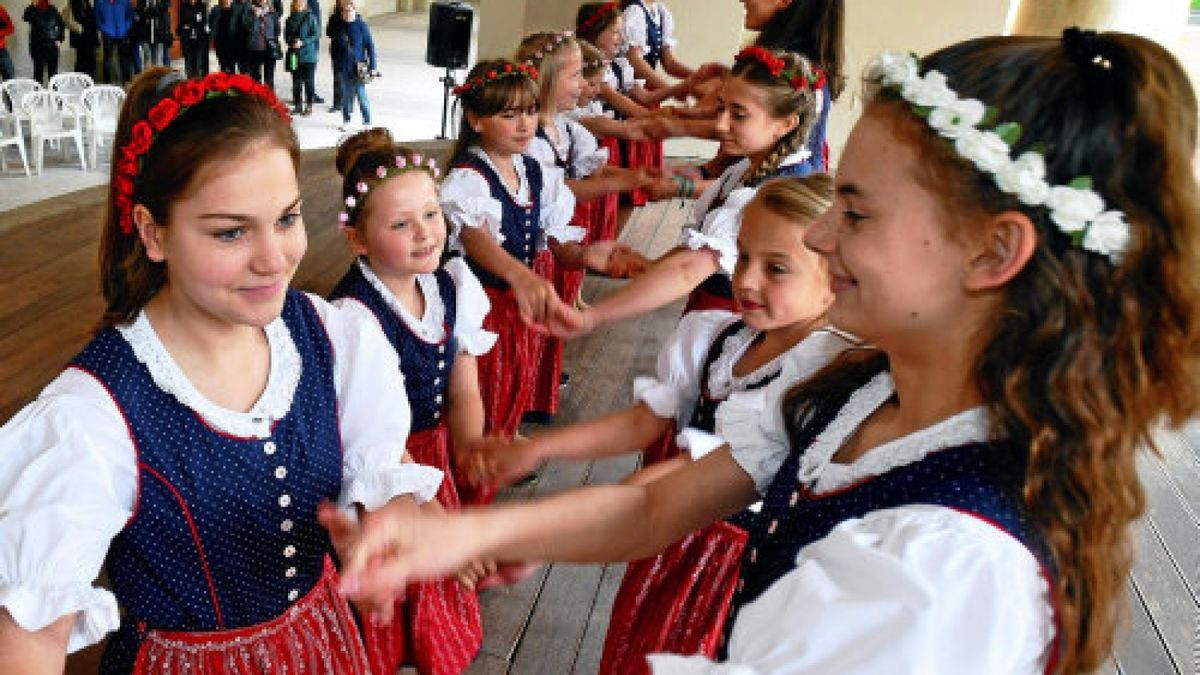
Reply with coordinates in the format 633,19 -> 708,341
598,520 -> 749,675
596,136 -> 622,241
362,425 -> 483,675
133,558 -> 370,675
474,284 -> 546,442
624,138 -> 663,206
530,250 -> 564,417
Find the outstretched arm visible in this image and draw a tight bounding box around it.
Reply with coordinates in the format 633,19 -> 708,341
459,227 -> 573,327
579,246 -> 721,333
331,446 -> 759,598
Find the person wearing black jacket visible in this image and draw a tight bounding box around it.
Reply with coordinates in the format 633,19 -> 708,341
22,0 -> 65,85
178,0 -> 210,77
135,0 -> 173,67
324,0 -> 346,111
63,0 -> 99,79
241,0 -> 280,88
209,0 -> 237,73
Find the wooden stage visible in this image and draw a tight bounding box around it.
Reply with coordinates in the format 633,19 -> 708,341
0,145 -> 1193,674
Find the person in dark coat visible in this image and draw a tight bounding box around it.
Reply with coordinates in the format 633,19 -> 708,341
22,0 -> 65,85
324,0 -> 346,111
208,0 -> 237,73
134,0 -> 172,67
63,0 -> 99,79
283,0 -> 317,114
178,0 -> 210,77
330,0 -> 374,129
241,0 -> 280,88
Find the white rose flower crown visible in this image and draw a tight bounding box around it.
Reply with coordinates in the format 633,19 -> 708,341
865,52 -> 1131,264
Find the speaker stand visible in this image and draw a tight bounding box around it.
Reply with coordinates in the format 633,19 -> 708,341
438,67 -> 460,140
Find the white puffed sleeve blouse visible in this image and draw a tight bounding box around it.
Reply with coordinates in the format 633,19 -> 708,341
332,257 -> 498,356
680,148 -> 813,276
0,294 -> 443,651
440,146 -> 581,254
526,114 -> 609,180
649,372 -> 1056,674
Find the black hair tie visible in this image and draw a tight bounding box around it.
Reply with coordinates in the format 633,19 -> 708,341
1063,26 -> 1115,73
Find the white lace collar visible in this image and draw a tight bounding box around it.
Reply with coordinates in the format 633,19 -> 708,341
799,371 -> 992,494
116,309 -> 302,439
357,258 -> 447,344
468,145 -> 530,205
706,322 -> 785,401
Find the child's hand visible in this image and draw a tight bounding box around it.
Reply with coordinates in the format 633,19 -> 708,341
460,434 -> 543,488
472,561 -> 544,591
542,301 -> 590,339
510,269 -> 566,327
321,500 -> 479,603
607,246 -> 651,278
647,175 -> 686,202
670,164 -> 704,182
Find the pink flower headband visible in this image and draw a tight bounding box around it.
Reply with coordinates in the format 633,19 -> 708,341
114,71 -> 291,235
338,153 -> 441,229
453,62 -> 540,97
523,30 -> 575,68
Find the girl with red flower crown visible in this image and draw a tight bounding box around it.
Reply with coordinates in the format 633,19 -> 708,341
438,57 -> 630,504
0,68 -> 445,674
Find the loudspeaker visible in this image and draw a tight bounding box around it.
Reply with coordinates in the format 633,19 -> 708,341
426,1 -> 473,70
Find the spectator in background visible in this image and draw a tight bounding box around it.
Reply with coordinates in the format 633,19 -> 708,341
135,0 -> 172,67
95,0 -> 134,83
331,0 -> 375,131
64,0 -> 99,80
179,0 -> 211,77
0,4 -> 14,81
242,0 -> 280,88
324,0 -> 347,112
284,0 -> 317,114
23,0 -> 65,85
209,0 -> 237,73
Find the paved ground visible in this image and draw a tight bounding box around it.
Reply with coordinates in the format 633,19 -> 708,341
0,11 -> 454,213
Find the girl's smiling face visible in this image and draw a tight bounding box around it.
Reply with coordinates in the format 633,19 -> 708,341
714,74 -> 798,163
733,199 -> 832,332
345,170 -> 446,279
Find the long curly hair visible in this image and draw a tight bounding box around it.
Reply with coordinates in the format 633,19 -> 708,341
786,32 -> 1198,674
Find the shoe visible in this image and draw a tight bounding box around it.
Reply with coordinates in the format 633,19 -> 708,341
338,121 -> 356,132
328,104 -> 341,113
291,105 -> 304,115
314,94 -> 326,104
520,410 -> 553,425
301,104 -> 312,116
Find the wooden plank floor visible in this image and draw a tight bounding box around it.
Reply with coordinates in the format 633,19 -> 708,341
0,146 -> 1192,674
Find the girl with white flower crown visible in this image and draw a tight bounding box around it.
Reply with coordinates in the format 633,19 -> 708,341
328,30 -> 1198,674
326,128 -> 494,675
0,69 -> 445,674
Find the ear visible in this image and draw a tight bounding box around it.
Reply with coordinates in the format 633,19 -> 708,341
134,204 -> 168,263
964,211 -> 1037,291
341,222 -> 370,256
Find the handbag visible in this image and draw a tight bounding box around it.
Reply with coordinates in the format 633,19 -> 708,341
285,48 -> 299,72
270,38 -> 283,61
355,60 -> 374,85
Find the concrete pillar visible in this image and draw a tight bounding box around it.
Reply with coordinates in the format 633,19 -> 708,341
1007,0 -> 1190,46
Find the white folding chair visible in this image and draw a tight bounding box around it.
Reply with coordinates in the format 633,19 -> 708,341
50,72 -> 95,112
0,117 -> 30,176
80,85 -> 126,169
0,78 -> 43,134
21,90 -> 87,173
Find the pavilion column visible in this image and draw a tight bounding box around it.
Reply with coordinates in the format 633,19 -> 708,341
1007,0 -> 1189,46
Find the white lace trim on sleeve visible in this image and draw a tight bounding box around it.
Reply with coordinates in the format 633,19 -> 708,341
340,455 -> 445,510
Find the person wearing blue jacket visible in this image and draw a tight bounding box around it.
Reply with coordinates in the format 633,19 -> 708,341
94,0 -> 134,83
330,0 -> 375,131
284,0 -> 318,114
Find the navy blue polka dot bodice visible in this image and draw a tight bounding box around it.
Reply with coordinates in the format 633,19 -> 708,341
631,1 -> 663,70
69,291 -> 342,673
722,384 -> 1052,652
455,154 -> 544,290
537,124 -> 577,180
329,263 -> 458,432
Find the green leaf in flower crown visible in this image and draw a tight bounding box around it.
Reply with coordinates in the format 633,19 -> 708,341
1069,176 -> 1094,191
1030,142 -> 1047,155
913,105 -> 932,118
994,122 -> 1022,146
1071,230 -> 1085,247
981,106 -> 1000,128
